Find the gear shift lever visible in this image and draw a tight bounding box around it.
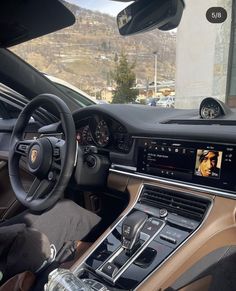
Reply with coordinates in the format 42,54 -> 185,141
122,211 -> 148,250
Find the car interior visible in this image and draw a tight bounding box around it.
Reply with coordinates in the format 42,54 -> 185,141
1,0 -> 236,291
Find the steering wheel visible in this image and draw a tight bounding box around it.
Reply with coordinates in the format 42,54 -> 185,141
8,94 -> 76,211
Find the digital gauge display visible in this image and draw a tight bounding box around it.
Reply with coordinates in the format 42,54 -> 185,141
94,120 -> 110,147
76,125 -> 93,145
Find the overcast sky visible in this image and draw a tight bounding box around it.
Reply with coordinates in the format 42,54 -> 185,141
66,0 -> 131,16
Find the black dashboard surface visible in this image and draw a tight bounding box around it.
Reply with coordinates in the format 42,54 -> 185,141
71,104 -> 236,144
39,103 -> 236,195
40,103 -> 236,157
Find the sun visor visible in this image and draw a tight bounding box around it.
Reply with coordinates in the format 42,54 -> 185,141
0,0 -> 75,47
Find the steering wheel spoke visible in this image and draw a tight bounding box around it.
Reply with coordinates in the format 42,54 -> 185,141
26,178 -> 54,202
15,140 -> 33,157
51,160 -> 62,171
50,138 -> 66,172
52,139 -> 66,160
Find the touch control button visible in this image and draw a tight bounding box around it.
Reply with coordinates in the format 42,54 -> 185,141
93,282 -> 106,291
141,219 -> 162,237
160,234 -> 177,244
155,225 -> 189,247
83,279 -> 95,286
82,279 -> 107,291
102,262 -> 118,277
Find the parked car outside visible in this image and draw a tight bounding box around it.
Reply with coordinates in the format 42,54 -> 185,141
147,97 -> 160,106
157,95 -> 175,108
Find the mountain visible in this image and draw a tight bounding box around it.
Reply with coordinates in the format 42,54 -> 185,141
65,0 -> 129,16
12,1 -> 176,96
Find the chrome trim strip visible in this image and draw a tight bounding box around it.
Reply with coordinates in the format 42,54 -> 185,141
111,163 -> 137,172
109,168 -> 236,200
74,141 -> 79,167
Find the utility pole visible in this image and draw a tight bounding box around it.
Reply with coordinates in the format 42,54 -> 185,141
153,52 -> 157,96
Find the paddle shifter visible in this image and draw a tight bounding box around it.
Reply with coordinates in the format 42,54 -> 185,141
122,211 -> 148,251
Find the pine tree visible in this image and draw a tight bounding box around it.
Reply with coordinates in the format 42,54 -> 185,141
112,53 -> 138,104
114,52 -> 118,62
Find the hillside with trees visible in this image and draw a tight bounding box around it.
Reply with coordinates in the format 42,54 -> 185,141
11,1 -> 176,98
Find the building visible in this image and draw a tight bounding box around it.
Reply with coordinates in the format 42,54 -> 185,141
100,87 -> 114,103
175,0 -> 234,108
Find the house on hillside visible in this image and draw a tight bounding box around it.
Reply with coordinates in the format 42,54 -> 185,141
100,86 -> 114,103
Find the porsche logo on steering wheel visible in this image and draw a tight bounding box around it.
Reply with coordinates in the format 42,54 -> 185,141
31,149 -> 38,163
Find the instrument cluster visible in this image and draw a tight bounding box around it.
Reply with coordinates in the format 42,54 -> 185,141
76,115 -> 132,153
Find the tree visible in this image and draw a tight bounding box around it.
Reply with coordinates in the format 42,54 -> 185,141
112,53 -> 138,104
101,41 -> 107,51
114,52 -> 118,63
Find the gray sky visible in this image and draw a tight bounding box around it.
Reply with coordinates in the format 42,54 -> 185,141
66,0 -> 131,16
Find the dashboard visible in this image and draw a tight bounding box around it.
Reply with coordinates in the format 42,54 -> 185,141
40,97 -> 236,195
68,99 -> 236,197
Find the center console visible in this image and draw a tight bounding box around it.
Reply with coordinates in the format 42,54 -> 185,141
46,184 -> 211,291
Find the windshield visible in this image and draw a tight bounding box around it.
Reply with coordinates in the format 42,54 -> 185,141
10,0 -> 235,109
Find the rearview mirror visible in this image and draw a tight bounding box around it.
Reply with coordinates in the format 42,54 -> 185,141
117,0 -> 185,36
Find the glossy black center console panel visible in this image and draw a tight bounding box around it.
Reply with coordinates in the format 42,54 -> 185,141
75,185 -> 211,290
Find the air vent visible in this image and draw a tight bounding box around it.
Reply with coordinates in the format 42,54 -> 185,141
139,185 -> 211,221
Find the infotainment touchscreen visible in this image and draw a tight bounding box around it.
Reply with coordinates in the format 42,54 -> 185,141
136,139 -> 236,192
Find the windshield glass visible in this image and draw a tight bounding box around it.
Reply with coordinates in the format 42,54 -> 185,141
10,0 -> 235,109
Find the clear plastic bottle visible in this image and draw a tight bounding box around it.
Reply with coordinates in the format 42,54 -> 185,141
44,268 -> 91,291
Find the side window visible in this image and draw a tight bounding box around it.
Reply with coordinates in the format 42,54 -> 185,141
0,100 -> 21,119
55,83 -> 95,107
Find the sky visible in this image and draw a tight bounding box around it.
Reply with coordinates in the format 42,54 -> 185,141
66,0 -> 132,16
